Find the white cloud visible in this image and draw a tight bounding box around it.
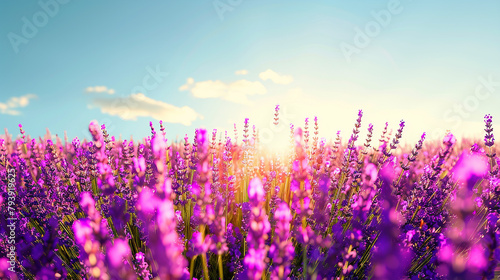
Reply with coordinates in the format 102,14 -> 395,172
179,78 -> 194,91
0,94 -> 37,115
235,69 -> 248,75
91,93 -> 202,126
259,69 -> 293,85
179,78 -> 267,104
86,86 -> 115,95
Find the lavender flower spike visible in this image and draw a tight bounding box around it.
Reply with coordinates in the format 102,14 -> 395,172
269,202 -> 294,280
243,178 -> 270,280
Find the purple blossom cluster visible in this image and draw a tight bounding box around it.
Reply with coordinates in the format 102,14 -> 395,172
0,109 -> 499,280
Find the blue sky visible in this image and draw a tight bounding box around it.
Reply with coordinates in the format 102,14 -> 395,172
1,0 -> 500,148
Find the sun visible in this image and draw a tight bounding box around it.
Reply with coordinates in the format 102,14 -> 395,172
259,128 -> 292,156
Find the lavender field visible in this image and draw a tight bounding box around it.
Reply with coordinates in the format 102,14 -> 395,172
0,108 -> 498,280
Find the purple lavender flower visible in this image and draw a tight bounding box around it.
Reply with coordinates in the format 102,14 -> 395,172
209,194 -> 228,255
273,105 -> 280,126
226,223 -> 243,274
72,192 -> 110,279
269,202 -> 294,280
105,238 -> 135,279
484,114 -> 494,147
242,178 -> 270,280
372,165 -> 412,280
134,252 -> 152,279
135,135 -> 188,279
437,151 -> 489,278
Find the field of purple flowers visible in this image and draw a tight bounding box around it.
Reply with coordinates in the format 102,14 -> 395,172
0,107 -> 499,280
